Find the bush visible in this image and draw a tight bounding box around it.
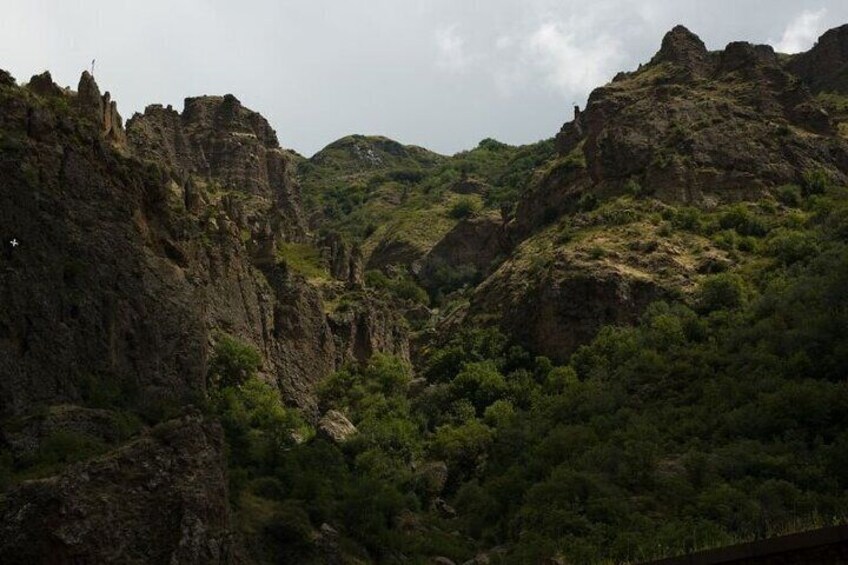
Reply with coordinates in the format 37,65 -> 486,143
450,197 -> 480,219
266,500 -> 314,548
19,430 -> 107,473
430,420 -> 493,480
766,230 -> 819,265
208,334 -> 262,388
577,192 -> 598,212
719,205 -> 768,237
775,184 -> 803,207
667,207 -> 704,232
801,169 -> 831,197
696,273 -> 747,312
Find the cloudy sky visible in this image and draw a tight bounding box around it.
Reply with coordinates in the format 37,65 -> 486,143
2,1 -> 847,156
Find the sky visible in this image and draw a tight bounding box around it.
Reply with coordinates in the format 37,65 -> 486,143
1,1 -> 847,156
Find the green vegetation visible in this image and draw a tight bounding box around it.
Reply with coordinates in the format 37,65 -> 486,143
449,197 -> 480,219
277,242 -> 330,280
365,270 -> 430,305
299,136 -> 555,269
209,334 -> 263,388
223,184 -> 848,563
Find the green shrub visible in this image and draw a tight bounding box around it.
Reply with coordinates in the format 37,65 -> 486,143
801,169 -> 831,196
450,197 -> 480,219
277,242 -> 329,279
766,230 -> 819,265
696,273 -> 747,312
719,205 -> 768,237
667,207 -> 704,232
17,431 -> 107,476
430,420 -> 493,480
775,184 -> 803,207
265,500 -> 314,548
365,270 -> 429,305
588,245 -> 607,259
577,192 -> 599,212
451,361 -> 508,413
209,334 -> 262,388
625,177 -> 652,198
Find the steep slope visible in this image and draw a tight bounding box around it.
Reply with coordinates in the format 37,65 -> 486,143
459,25 -> 848,360
0,70 -> 409,562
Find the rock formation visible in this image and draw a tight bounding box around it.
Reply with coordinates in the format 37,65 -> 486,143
0,413 -> 237,564
76,71 -> 126,144
787,23 -> 848,94
553,26 -> 848,208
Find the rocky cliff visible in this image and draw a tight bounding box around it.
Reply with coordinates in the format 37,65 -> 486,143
551,25 -> 848,209
0,69 -> 409,562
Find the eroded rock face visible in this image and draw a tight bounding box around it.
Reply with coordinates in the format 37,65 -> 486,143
470,258 -> 667,363
127,95 -> 306,243
649,24 -> 710,77
327,292 -> 411,366
418,213 -> 505,291
1,70 -> 410,421
0,413 -> 238,564
0,80 -> 207,417
321,231 -> 365,287
26,71 -> 65,98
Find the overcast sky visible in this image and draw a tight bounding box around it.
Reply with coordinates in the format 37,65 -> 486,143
2,1 -> 847,156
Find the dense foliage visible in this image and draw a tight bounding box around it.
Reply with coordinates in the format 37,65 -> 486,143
217,185 -> 848,563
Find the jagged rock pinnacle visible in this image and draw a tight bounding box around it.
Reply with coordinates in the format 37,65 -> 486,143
650,25 -> 709,70
77,70 -> 103,124
76,71 -> 125,144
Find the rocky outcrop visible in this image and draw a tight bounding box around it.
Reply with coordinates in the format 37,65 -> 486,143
76,71 -> 126,144
26,71 -> 64,98
0,413 -> 238,564
648,24 -> 710,77
127,94 -> 307,244
418,212 -> 505,290
0,414 -> 239,564
0,69 -> 14,87
786,24 -> 848,94
320,231 -> 364,287
0,77 -> 208,417
327,292 -> 411,366
0,72 -> 410,421
469,256 -> 668,363
553,26 -> 848,208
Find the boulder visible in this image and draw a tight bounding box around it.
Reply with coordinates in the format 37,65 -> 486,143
317,410 -> 358,443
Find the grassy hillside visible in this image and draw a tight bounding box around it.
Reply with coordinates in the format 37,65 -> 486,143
299,136 -> 555,268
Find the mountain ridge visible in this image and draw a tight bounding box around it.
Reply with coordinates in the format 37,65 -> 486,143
1,21 -> 848,564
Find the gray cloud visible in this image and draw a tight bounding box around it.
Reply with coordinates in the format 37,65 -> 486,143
1,0 -> 847,155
